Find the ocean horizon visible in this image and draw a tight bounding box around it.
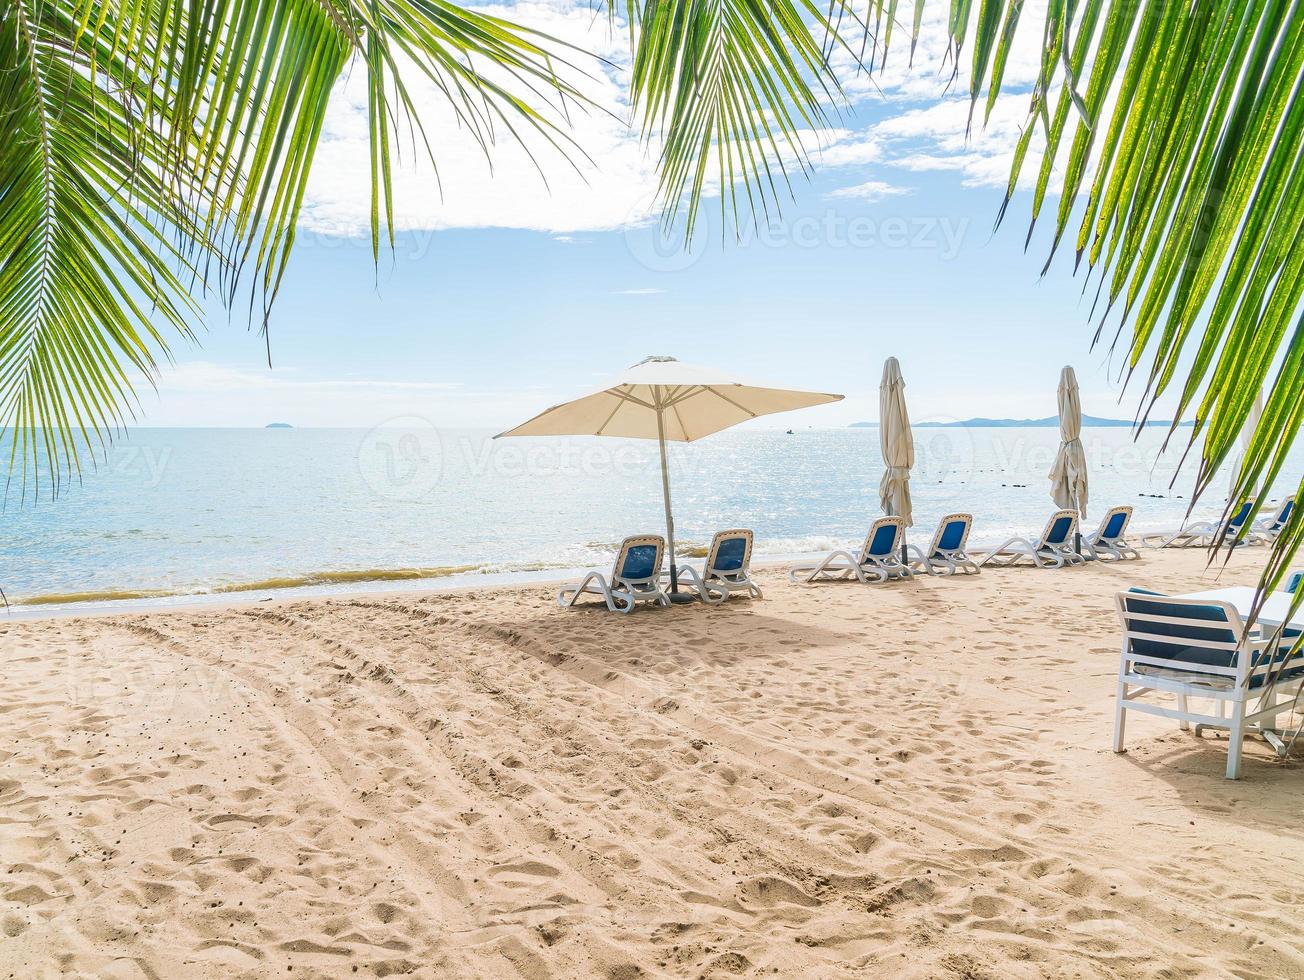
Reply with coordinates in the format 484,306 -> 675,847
4,425 -> 1297,612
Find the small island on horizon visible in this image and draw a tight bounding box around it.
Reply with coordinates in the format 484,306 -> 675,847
265,422 -> 294,429
850,414 -> 1194,428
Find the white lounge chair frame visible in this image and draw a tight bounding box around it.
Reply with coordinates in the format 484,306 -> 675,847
558,535 -> 670,613
1113,591 -> 1304,779
905,513 -> 979,575
1141,497 -> 1262,549
672,529 -> 763,604
789,517 -> 913,584
977,509 -> 1085,568
1084,505 -> 1140,561
1253,495 -> 1296,542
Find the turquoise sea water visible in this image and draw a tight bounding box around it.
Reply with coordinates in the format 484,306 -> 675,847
2,426 -> 1299,609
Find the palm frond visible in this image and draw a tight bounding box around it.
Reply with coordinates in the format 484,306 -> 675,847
0,0 -> 586,494
1,2 -> 199,499
888,0 -> 1304,603
627,0 -> 860,238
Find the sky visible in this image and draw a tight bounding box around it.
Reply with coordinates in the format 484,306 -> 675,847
143,1 -> 1184,432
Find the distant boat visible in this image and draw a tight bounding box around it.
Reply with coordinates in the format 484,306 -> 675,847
265,422 -> 293,429
786,429 -> 794,435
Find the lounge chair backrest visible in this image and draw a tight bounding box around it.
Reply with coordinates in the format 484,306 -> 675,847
930,513 -> 972,556
1270,496 -> 1295,530
707,529 -> 752,575
860,517 -> 904,561
1288,571 -> 1302,594
1116,589 -> 1239,667
1097,506 -> 1131,542
1040,509 -> 1079,547
1226,498 -> 1256,531
613,535 -> 665,585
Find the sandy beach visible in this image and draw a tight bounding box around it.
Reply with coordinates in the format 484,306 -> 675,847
2,548 -> 1302,978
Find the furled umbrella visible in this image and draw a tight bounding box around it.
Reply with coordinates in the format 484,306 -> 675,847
1048,365 -> 1088,553
1228,388 -> 1265,500
497,356 -> 843,599
878,357 -> 913,561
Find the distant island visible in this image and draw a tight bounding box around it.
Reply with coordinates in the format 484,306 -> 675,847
265,422 -> 293,429
850,415 -> 1194,428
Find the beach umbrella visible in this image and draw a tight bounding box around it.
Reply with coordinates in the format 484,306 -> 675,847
1049,366 -> 1088,551
497,355 -> 843,598
878,357 -> 913,561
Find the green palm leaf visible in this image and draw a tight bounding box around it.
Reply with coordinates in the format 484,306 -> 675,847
1,0 -> 587,496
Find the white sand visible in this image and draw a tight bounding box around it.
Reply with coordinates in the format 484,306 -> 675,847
1,548 -> 1302,978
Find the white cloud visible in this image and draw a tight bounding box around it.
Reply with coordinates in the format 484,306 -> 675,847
297,1 -> 1070,236
831,1 -> 1049,105
827,179 -> 912,202
300,2 -> 660,237
814,2 -> 1068,195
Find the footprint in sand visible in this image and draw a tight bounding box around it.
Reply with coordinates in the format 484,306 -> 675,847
735,875 -> 821,909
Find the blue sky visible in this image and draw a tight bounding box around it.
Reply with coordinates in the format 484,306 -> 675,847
144,1 -> 1187,432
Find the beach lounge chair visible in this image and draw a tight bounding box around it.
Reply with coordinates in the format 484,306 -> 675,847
1113,589 -> 1304,779
1083,505 -> 1140,561
789,517 -> 913,584
1141,498 -> 1261,549
905,513 -> 979,575
1253,496 -> 1295,541
671,529 -> 762,604
558,535 -> 670,613
977,510 -> 1085,569
1288,572 -> 1302,594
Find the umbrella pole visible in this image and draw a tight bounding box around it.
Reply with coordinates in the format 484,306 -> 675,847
655,398 -> 693,603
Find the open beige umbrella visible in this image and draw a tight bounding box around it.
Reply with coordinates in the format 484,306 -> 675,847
497,355 -> 843,597
878,357 -> 914,530
1049,366 -> 1088,552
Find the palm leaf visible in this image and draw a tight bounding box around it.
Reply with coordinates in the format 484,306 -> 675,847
904,0 -> 1304,621
1,0 -> 587,495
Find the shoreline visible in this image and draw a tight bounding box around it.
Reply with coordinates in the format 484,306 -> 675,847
0,511 -> 1246,619
0,554 -> 835,621
2,538 -> 1261,622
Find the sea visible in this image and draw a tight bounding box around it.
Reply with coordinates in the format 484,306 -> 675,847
2,425 -> 1299,614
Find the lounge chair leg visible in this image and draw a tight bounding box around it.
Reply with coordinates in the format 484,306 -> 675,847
1113,676 -> 1128,753
1176,694 -> 1190,731
1226,700 -> 1246,780
1261,687 -> 1281,734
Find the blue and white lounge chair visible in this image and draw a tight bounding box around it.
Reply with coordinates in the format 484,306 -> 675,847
1287,571 -> 1302,594
672,529 -> 762,604
1141,498 -> 1261,549
1084,505 -> 1140,561
906,513 -> 979,575
977,510 -> 1084,568
789,517 -> 913,584
558,535 -> 670,613
1253,496 -> 1295,542
1114,589 -> 1304,779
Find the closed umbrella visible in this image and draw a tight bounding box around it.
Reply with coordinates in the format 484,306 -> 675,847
1228,389 -> 1265,500
1049,366 -> 1088,552
878,358 -> 913,561
497,356 -> 843,598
